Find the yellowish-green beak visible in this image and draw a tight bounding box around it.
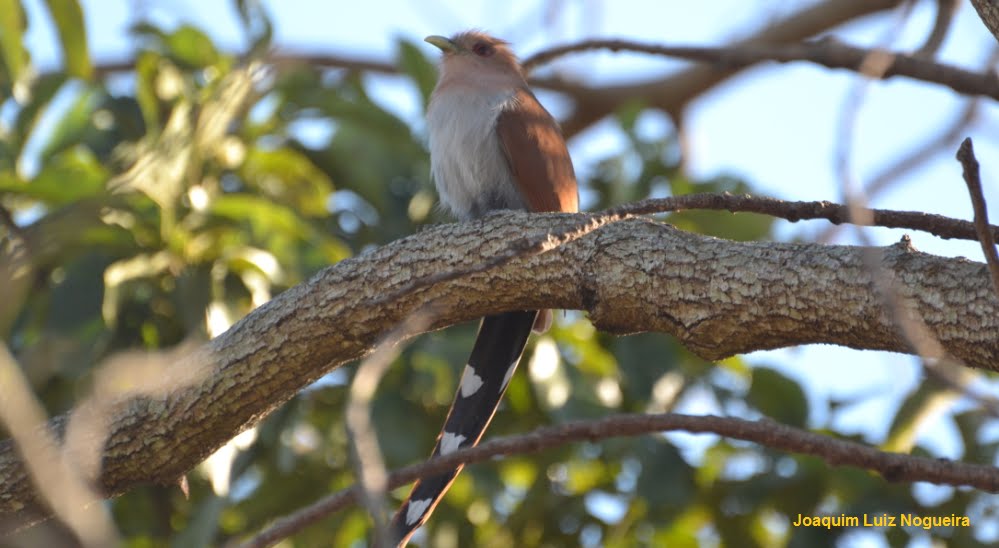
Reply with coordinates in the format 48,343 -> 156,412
425,35 -> 458,53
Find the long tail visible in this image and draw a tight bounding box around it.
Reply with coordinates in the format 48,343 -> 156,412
388,310 -> 538,546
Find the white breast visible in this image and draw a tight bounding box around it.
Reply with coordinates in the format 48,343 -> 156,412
426,89 -> 525,220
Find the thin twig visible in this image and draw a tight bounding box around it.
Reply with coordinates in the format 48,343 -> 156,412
345,313 -> 434,547
87,52 -> 400,80
866,100 -> 981,199
866,241 -> 999,418
818,98 -> 981,243
956,137 -> 999,297
237,411 -> 999,548
608,192 -> 999,241
834,0 -> 914,216
0,344 -> 119,546
913,0 -> 960,59
831,8 -> 999,429
817,45 -> 998,244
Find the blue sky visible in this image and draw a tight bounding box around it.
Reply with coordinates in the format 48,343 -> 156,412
17,0 -> 999,519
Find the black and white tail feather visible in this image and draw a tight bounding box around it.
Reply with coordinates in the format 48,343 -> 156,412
388,310 -> 538,546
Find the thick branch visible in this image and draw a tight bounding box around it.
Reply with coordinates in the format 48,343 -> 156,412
1,211 -> 997,528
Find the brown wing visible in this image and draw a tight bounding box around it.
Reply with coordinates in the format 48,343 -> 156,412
496,88 -> 579,213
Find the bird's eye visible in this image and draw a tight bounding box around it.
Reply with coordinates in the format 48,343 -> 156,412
472,42 -> 493,57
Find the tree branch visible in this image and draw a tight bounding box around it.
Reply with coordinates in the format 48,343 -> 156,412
970,0 -> 999,44
818,95 -> 984,243
616,192 -> 999,241
2,200 -> 998,530
914,0 -> 960,58
84,2 -> 994,147
956,137 -> 999,295
83,0 -> 931,140
239,411 -> 999,548
523,38 -> 999,103
541,0 -> 908,136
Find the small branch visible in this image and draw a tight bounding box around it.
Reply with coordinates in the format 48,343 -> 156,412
866,99 -> 981,199
521,38 -> 999,101
345,314 -> 434,547
0,344 -> 119,545
88,52 -> 400,80
830,20 -> 999,426
817,45 -> 998,243
238,412 -> 999,548
606,192 -> 999,242
914,0 -> 960,59
956,137 -> 999,296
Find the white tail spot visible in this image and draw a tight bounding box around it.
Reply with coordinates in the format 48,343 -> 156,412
501,361 -> 518,391
459,365 -> 484,397
440,431 -> 467,455
406,498 -> 432,525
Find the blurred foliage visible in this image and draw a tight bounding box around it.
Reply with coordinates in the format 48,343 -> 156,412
0,1 -> 995,547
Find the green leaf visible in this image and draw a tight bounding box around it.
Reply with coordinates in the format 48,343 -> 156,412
396,38 -> 437,107
210,194 -> 349,261
102,251 -> 174,325
557,319 -> 618,377
12,73 -> 68,153
38,84 -> 98,163
882,384 -> 956,453
635,439 -> 696,506
134,51 -> 161,130
747,367 -> 808,428
166,25 -> 219,69
212,194 -> 309,239
614,99 -> 647,133
0,140 -> 14,172
240,147 -> 334,217
2,146 -> 109,203
563,459 -> 608,494
129,21 -> 168,42
234,0 -> 273,58
0,0 -> 28,91
668,176 -> 775,241
42,0 -> 93,79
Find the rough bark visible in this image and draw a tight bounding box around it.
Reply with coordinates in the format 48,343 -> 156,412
971,0 -> 999,43
1,212 -> 997,528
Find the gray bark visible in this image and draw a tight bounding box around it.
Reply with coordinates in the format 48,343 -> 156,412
1,212 -> 996,527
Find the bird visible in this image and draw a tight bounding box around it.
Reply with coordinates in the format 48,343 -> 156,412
388,30 -> 578,545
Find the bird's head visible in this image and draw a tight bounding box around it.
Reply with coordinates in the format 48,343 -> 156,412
425,31 -> 524,87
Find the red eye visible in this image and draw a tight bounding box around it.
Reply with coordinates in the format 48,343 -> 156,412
472,42 -> 493,57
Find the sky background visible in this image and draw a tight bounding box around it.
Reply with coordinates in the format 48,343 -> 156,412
15,1 -> 999,538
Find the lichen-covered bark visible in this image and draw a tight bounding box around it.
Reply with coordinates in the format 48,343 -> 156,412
1,212 -> 996,527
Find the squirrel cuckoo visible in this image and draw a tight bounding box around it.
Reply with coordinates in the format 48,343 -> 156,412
388,31 -> 578,545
